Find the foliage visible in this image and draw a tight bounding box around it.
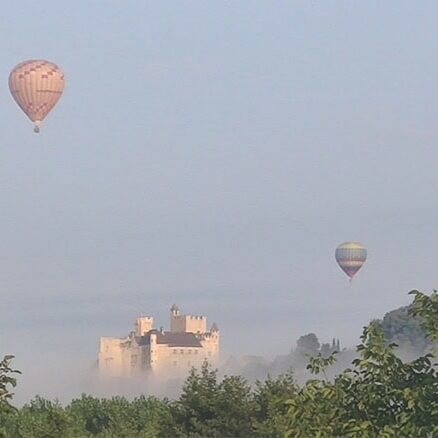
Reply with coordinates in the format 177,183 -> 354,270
5,396 -> 78,438
409,289 -> 438,344
166,361 -> 254,437
68,394 -> 171,437
0,355 -> 21,438
0,355 -> 20,411
252,372 -> 298,437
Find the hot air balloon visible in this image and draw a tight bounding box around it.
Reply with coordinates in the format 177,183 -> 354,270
335,242 -> 367,281
9,60 -> 65,133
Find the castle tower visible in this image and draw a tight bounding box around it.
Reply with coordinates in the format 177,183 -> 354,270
170,304 -> 183,332
170,305 -> 207,334
134,316 -> 154,336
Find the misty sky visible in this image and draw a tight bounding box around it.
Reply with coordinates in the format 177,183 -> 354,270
1,1 -> 438,402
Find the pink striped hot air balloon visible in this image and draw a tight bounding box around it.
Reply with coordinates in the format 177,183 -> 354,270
335,242 -> 367,281
9,59 -> 65,133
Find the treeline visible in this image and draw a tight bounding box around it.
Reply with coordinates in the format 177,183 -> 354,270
222,332 -> 354,384
380,303 -> 434,358
221,302 -> 434,386
1,290 -> 438,437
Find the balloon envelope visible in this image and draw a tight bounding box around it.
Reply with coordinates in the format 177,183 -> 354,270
9,60 -> 65,132
335,242 -> 367,279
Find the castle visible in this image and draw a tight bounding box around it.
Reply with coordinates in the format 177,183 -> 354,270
98,305 -> 220,377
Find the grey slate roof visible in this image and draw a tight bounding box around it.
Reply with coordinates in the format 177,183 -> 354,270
136,330 -> 202,348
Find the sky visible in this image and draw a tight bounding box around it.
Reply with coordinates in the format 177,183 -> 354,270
1,1 -> 438,402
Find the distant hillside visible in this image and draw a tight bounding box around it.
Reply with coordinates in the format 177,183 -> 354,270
219,303 -> 434,383
380,305 -> 432,358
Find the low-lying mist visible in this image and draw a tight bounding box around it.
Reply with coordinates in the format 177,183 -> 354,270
9,301 -> 433,406
12,344 -> 427,407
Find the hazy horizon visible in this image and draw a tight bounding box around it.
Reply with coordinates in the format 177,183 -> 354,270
1,1 -> 438,402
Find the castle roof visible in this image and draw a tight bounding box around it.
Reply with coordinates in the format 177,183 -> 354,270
136,330 -> 202,348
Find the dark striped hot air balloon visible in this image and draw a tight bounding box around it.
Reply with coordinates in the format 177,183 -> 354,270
335,242 -> 367,281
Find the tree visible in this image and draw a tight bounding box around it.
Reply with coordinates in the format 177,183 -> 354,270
295,333 -> 320,354
8,396 -> 76,438
0,355 -> 20,413
0,355 -> 21,437
167,361 -> 254,437
252,371 -> 298,437
68,393 -> 171,437
409,289 -> 438,345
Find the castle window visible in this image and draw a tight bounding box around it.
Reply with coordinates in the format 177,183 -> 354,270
180,349 -> 184,354
188,349 -> 191,354
173,349 -> 177,354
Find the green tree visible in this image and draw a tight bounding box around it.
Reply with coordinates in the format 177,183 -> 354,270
68,394 -> 111,435
0,355 -> 21,438
167,361 -> 254,437
0,355 -> 20,412
409,289 -> 438,345
252,371 -> 298,437
8,396 -> 76,438
129,395 -> 172,437
68,394 -> 171,437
